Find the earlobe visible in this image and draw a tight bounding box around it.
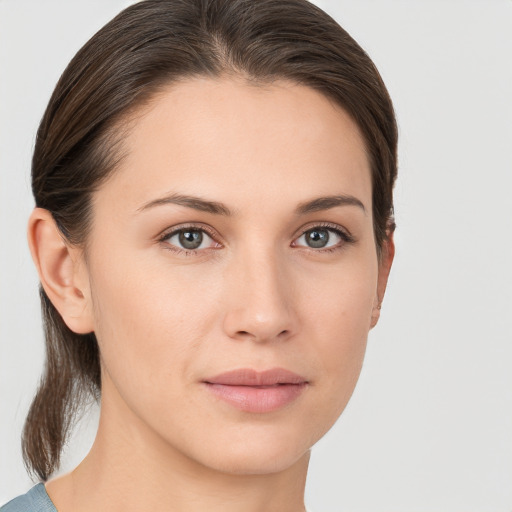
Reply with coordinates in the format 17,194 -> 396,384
27,208 -> 94,334
370,232 -> 395,329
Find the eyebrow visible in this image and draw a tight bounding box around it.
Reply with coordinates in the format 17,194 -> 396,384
295,194 -> 366,215
137,192 -> 366,216
137,193 -> 232,216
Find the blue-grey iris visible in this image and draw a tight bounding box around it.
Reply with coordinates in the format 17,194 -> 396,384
179,230 -> 203,249
305,228 -> 329,248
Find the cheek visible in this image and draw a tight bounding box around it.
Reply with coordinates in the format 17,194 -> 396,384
87,251 -> 221,391
300,245 -> 377,341
299,250 -> 377,423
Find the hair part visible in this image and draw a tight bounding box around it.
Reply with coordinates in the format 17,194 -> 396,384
24,0 -> 397,481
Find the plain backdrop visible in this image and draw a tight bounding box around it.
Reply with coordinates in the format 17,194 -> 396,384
1,1 -> 511,511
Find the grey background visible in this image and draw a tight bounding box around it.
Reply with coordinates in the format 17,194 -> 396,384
1,1 -> 511,510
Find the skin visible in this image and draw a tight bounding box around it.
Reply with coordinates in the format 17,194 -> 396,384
29,77 -> 394,512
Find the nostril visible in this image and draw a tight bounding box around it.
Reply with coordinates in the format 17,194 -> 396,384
224,303 -> 296,342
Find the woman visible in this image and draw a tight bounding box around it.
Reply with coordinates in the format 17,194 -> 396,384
1,0 -> 396,510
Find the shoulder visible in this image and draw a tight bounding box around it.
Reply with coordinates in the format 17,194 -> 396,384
1,484 -> 57,512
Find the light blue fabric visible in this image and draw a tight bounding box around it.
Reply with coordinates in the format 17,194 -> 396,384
0,484 -> 57,512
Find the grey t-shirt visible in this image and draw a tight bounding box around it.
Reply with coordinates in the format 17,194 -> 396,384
0,484 -> 57,512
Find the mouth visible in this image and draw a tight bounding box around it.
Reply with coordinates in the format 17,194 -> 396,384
202,368 -> 309,413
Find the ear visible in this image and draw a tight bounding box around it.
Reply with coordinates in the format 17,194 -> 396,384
27,208 -> 94,334
370,231 -> 395,329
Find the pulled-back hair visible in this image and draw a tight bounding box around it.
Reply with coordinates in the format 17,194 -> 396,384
24,0 -> 398,481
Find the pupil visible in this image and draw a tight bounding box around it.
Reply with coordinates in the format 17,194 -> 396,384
179,230 -> 203,249
306,229 -> 329,248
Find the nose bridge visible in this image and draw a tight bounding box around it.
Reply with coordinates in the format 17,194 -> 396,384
223,241 -> 296,342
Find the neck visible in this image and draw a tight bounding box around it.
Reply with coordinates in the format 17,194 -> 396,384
46,387 -> 310,512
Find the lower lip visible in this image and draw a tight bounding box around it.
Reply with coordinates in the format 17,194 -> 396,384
203,383 -> 307,413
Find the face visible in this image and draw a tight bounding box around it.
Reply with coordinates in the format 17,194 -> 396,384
79,77 -> 390,475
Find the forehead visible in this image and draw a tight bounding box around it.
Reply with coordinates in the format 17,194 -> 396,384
98,76 -> 371,215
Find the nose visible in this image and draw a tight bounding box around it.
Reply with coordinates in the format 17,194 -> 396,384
222,247 -> 298,343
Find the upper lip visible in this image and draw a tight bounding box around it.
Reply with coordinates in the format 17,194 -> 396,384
204,368 -> 308,386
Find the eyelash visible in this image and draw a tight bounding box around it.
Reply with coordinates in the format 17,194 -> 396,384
157,222 -> 355,256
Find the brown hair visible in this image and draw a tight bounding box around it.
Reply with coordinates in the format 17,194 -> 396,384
24,0 -> 398,481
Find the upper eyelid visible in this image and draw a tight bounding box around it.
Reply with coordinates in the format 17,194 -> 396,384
303,222 -> 345,232
158,223 -> 220,242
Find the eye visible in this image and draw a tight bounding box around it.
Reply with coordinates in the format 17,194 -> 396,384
160,227 -> 219,253
293,225 -> 353,250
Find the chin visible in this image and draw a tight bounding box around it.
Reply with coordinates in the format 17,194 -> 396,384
203,444 -> 311,476
176,420 -> 321,477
